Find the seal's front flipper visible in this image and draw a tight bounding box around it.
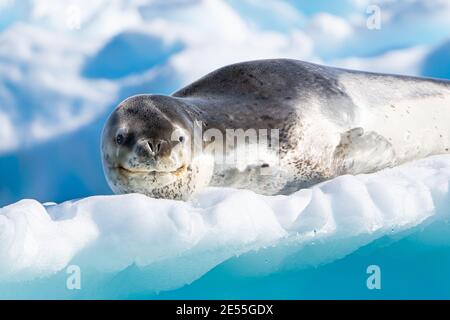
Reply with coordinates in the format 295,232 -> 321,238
333,127 -> 397,175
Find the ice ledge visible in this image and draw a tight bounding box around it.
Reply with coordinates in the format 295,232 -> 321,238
1,155 -> 449,290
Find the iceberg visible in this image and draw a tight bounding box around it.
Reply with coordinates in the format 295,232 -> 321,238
1,155 -> 449,298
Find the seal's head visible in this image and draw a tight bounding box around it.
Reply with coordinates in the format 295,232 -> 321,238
101,94 -> 211,200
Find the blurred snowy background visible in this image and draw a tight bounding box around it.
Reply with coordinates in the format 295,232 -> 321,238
0,0 -> 449,206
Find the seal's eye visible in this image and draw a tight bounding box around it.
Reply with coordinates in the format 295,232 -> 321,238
116,133 -> 125,145
179,136 -> 185,143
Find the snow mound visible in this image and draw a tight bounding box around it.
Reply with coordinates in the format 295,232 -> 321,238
1,155 -> 449,294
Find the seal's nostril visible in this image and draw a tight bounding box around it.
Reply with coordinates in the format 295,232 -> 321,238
147,141 -> 163,154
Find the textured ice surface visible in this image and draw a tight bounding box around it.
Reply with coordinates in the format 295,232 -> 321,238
1,155 -> 449,298
1,0 -> 450,207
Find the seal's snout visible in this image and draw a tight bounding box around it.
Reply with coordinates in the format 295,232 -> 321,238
148,139 -> 170,157
135,138 -> 171,159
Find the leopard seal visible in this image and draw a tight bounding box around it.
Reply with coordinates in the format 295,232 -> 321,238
101,59 -> 450,200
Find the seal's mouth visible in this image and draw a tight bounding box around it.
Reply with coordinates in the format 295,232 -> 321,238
117,164 -> 187,176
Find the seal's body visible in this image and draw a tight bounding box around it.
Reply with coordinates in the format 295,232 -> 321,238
102,59 -> 450,200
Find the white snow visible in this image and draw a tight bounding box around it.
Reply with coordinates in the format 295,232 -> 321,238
307,13 -> 354,44
1,155 -> 449,291
332,45 -> 430,76
0,23 -> 118,150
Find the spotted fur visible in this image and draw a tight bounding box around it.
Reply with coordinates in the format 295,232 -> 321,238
102,59 -> 450,200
